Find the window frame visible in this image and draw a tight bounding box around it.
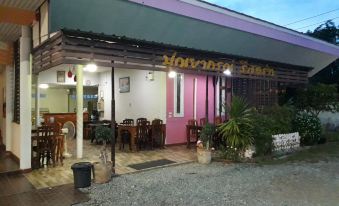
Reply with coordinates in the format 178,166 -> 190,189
173,73 -> 184,117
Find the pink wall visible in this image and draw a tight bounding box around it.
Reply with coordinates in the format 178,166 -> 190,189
166,74 -> 216,145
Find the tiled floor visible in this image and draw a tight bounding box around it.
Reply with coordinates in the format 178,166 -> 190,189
0,174 -> 89,206
0,150 -> 20,174
25,138 -> 196,189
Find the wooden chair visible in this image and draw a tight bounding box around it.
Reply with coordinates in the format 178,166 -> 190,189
136,118 -> 147,125
186,119 -> 200,148
151,119 -> 164,148
36,125 -> 57,167
214,116 -> 222,125
200,118 -> 207,127
119,129 -> 132,151
53,122 -> 64,166
136,121 -> 151,151
122,119 -> 134,126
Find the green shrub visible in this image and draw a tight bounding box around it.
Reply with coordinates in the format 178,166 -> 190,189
95,126 -> 112,144
293,113 -> 322,146
252,113 -> 274,156
261,105 -> 295,134
199,123 -> 216,150
218,145 -> 242,162
322,131 -> 339,142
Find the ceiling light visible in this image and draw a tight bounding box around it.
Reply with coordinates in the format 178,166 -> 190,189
168,71 -> 176,78
84,63 -> 97,72
223,69 -> 232,76
39,84 -> 49,89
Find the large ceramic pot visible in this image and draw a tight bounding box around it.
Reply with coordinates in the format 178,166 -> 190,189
197,148 -> 212,164
93,161 -> 113,184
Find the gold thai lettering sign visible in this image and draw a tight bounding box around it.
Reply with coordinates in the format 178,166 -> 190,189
163,52 -> 275,77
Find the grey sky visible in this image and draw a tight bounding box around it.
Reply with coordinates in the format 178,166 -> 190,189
204,0 -> 339,32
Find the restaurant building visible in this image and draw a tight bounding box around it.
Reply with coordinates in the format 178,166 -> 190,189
0,0 -> 339,173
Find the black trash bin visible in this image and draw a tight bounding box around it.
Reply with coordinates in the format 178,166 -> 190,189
71,162 -> 93,188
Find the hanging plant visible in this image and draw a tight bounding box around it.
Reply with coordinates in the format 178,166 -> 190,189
67,65 -> 73,78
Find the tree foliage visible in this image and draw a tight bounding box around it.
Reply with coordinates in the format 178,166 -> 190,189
307,20 -> 339,85
293,83 -> 339,116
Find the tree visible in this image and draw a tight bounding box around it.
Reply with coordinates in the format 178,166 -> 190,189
293,83 -> 339,117
306,20 -> 338,44
306,20 -> 339,85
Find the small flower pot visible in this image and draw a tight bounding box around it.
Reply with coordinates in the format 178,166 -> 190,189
197,148 -> 212,164
93,161 -> 113,184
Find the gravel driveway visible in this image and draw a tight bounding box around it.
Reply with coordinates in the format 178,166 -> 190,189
77,160 -> 339,206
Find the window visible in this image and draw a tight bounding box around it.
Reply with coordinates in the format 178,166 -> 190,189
13,40 -> 20,123
174,73 -> 184,117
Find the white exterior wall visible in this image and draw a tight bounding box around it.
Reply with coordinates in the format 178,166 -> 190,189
98,68 -> 166,123
39,65 -> 100,86
19,26 -> 32,169
319,112 -> 339,127
5,65 -> 13,152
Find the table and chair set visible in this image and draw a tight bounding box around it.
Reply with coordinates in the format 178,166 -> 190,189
31,123 -> 66,169
84,118 -> 166,152
186,116 -> 224,149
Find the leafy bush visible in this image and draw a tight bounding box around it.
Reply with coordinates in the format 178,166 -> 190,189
293,83 -> 339,117
218,96 -> 254,151
95,126 -> 112,144
199,123 -> 216,150
293,113 -> 322,146
218,145 -> 242,162
261,105 -> 295,134
252,112 -> 274,156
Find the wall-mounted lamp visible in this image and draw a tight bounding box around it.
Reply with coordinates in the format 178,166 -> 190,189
39,83 -> 49,89
168,70 -> 176,78
84,63 -> 97,72
223,69 -> 232,76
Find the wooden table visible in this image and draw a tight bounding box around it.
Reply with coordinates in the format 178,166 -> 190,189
118,124 -> 166,151
186,125 -> 202,148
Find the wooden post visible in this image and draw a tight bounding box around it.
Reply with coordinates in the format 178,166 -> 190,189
225,77 -> 227,121
111,65 -> 116,171
205,75 -> 209,122
219,76 -> 222,118
213,76 -> 216,123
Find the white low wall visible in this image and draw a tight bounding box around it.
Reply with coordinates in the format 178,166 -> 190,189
273,132 -> 300,154
319,112 -> 339,128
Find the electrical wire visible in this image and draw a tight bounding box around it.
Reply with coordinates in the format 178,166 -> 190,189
283,8 -> 339,26
295,17 -> 339,30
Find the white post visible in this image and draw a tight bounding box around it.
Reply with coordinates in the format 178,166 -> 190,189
19,25 -> 32,170
5,65 -> 13,152
76,65 -> 83,159
35,74 -> 40,126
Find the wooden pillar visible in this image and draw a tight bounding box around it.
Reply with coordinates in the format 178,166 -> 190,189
213,76 -> 216,123
111,65 -> 116,171
205,75 -> 209,122
225,77 -> 227,120
219,77 -> 222,118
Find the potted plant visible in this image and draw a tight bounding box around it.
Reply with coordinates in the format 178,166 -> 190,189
218,96 -> 254,160
93,126 -> 113,183
197,123 -> 216,164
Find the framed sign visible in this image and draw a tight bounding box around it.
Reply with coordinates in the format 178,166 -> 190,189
57,71 -> 65,83
119,77 -> 130,93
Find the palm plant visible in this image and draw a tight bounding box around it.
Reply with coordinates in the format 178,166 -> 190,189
218,96 -> 254,151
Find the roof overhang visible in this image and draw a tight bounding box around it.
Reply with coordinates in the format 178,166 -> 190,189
49,0 -> 339,77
